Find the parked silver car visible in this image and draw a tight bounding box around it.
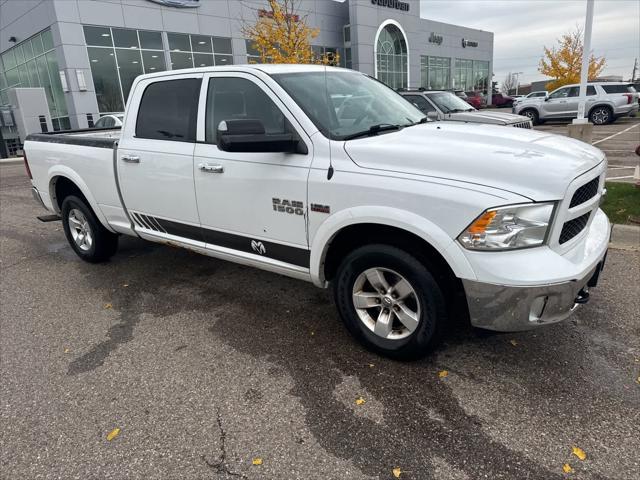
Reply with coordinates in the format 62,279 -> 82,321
513,82 -> 638,125
400,90 -> 532,128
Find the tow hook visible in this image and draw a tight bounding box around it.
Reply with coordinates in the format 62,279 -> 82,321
574,287 -> 590,305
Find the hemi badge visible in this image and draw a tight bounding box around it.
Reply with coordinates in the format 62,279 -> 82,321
310,203 -> 330,214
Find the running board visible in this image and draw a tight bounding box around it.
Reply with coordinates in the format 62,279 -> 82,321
37,214 -> 61,222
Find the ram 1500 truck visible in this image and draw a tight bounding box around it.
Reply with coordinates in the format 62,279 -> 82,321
24,65 -> 610,359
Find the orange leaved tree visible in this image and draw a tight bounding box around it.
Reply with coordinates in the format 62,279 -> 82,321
242,0 -> 339,65
539,27 -> 606,91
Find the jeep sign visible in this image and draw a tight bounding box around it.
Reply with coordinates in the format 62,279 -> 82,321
429,32 -> 443,45
371,0 -> 410,12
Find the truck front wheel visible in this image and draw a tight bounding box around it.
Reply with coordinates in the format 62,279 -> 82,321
333,244 -> 447,359
61,195 -> 118,263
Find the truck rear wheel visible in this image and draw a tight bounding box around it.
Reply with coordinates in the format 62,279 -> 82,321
61,195 -> 118,263
333,244 -> 446,360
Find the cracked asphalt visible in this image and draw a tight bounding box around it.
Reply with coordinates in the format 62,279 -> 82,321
1,163 -> 639,480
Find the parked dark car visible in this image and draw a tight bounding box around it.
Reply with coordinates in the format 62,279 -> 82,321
492,93 -> 514,108
465,91 -> 486,109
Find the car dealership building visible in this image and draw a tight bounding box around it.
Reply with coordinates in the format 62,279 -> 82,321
0,0 -> 493,148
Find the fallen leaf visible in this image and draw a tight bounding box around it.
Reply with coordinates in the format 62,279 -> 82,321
252,458 -> 263,466
572,446 -> 586,461
355,396 -> 366,406
310,331 -> 315,336
438,370 -> 449,378
104,303 -> 112,309
392,467 -> 402,478
368,363 -> 375,368
63,348 -> 70,354
509,339 -> 518,346
563,463 -> 574,473
122,284 -> 129,288
106,427 -> 120,441
635,376 -> 640,385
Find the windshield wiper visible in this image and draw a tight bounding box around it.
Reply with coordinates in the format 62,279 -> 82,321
406,116 -> 428,127
343,123 -> 402,140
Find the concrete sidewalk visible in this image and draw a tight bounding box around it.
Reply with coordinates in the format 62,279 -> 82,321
610,224 -> 640,251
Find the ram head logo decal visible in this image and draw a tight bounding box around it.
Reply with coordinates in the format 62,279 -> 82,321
251,240 -> 266,255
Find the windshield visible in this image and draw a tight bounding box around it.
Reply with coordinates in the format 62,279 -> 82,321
272,71 -> 424,140
425,92 -> 474,113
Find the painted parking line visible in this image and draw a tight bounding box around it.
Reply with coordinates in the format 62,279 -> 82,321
592,123 -> 640,145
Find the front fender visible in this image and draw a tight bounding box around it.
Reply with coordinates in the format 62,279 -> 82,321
309,206 -> 476,287
47,165 -> 115,233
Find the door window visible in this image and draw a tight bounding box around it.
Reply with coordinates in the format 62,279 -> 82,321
548,87 -> 571,99
205,77 -> 287,144
135,78 -> 201,142
404,95 -> 436,113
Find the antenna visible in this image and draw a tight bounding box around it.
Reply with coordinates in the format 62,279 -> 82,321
324,65 -> 334,180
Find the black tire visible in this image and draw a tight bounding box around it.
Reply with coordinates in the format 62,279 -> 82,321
520,108 -> 539,125
588,105 -> 613,125
333,244 -> 447,360
61,195 -> 118,263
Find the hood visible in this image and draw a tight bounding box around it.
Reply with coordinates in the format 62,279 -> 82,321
445,111 -> 531,125
343,122 -> 604,201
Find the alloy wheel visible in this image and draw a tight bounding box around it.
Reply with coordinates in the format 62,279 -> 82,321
591,108 -> 610,125
352,267 -> 421,340
68,208 -> 93,251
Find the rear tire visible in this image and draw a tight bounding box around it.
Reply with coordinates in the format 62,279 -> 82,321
520,109 -> 539,125
61,195 -> 118,263
333,244 -> 447,360
588,106 -> 613,125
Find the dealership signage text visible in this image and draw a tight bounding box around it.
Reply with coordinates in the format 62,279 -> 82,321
461,38 -> 478,48
429,32 -> 443,45
371,0 -> 410,12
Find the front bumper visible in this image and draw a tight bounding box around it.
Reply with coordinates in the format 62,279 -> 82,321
461,209 -> 610,332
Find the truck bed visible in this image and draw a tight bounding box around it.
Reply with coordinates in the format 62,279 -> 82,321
26,127 -> 121,149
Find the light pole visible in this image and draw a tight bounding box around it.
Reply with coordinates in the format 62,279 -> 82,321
514,72 -> 524,96
575,0 -> 595,124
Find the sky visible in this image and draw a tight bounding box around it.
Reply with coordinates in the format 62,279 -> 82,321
419,0 -> 640,87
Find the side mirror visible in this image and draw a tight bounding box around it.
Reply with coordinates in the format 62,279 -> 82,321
217,119 -> 306,154
427,111 -> 439,121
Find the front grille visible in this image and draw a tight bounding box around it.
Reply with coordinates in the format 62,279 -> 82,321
559,212 -> 590,244
511,121 -> 532,129
569,177 -> 599,208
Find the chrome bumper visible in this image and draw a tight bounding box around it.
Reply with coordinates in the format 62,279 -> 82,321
462,259 -> 605,332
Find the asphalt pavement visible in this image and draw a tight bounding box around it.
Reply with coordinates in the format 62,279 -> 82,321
1,163 -> 639,480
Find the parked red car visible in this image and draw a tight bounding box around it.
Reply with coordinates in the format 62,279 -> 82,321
492,93 -> 514,108
465,91 -> 486,109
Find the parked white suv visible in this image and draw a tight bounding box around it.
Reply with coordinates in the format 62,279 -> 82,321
513,82 -> 638,125
24,65 -> 610,359
513,91 -> 548,106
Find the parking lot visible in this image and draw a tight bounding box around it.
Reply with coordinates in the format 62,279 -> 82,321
1,159 -> 639,479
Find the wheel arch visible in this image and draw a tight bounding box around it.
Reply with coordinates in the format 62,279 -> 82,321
47,167 -> 114,232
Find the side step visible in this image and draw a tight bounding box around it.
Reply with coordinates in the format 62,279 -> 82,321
37,214 -> 61,222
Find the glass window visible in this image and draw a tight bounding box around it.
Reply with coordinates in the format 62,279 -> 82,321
112,28 -> 139,49
2,50 -> 16,70
17,64 -> 30,87
375,24 -> 407,89
170,52 -> 193,69
587,86 -> 596,96
214,54 -> 233,66
213,37 -> 232,54
191,35 -> 212,53
83,26 -> 113,47
273,71 -> 423,140
168,33 -> 190,52
193,53 -> 214,67
42,30 -> 54,51
95,115 -> 116,128
404,95 -> 435,114
32,34 -> 44,56
115,49 -> 143,102
549,87 -> 571,99
35,56 -> 55,114
87,47 -> 124,112
139,31 -> 163,50
205,77 -> 287,144
22,40 -> 34,61
425,92 -> 474,113
46,51 -> 67,116
421,56 -> 451,90
141,51 -> 165,73
5,68 -> 20,87
14,45 -> 25,65
0,71 -> 6,90
343,25 -> 351,44
136,78 -> 201,142
602,84 -> 636,93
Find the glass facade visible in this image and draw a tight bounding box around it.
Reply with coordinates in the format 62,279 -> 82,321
375,24 -> 407,90
84,26 -> 233,113
420,56 -> 451,90
0,29 -> 69,130
454,59 -> 489,92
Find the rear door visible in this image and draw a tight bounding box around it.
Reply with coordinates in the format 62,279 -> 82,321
193,72 -> 312,270
118,73 -> 203,245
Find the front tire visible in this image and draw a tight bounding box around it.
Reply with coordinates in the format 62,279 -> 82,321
333,244 -> 447,360
588,106 -> 613,125
61,195 -> 118,263
520,108 -> 539,125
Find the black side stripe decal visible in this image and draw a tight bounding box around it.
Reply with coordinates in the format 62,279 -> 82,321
132,213 -> 310,268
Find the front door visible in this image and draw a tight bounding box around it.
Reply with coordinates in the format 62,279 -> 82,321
118,73 -> 203,245
193,72 -> 312,269
544,86 -> 574,118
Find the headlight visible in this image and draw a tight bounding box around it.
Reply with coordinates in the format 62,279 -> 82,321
458,202 -> 555,250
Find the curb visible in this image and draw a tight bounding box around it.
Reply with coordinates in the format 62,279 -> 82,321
610,224 -> 640,251
0,157 -> 23,165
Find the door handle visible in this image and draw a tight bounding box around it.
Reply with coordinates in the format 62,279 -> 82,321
122,155 -> 140,163
199,163 -> 224,173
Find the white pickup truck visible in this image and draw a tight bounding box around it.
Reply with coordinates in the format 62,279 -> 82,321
25,65 -> 610,359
